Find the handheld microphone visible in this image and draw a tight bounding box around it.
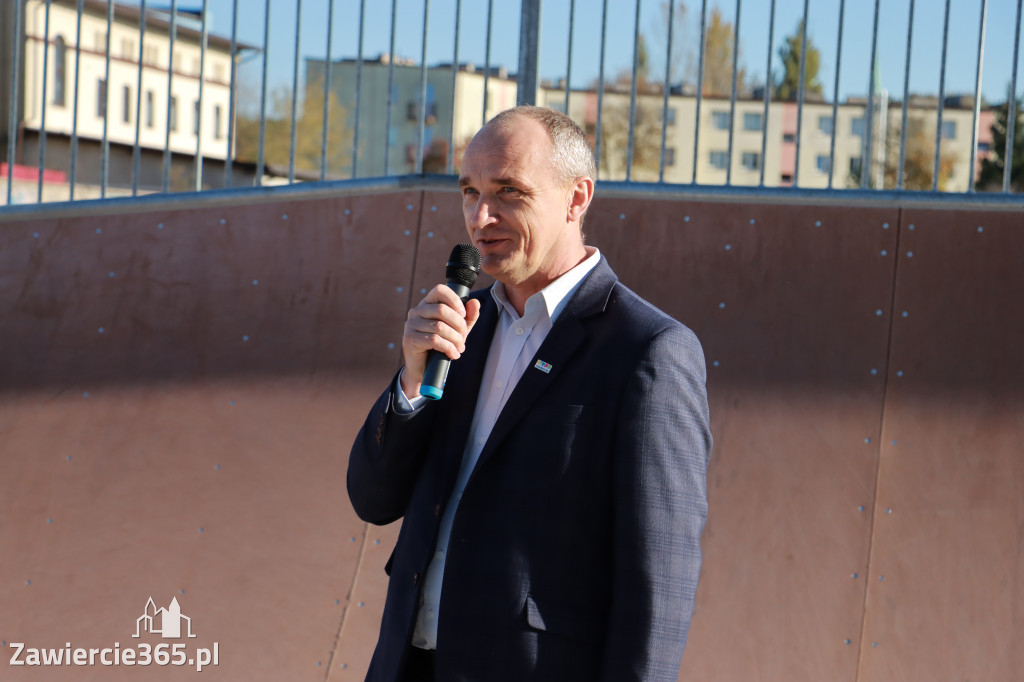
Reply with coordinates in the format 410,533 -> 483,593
420,243 -> 482,400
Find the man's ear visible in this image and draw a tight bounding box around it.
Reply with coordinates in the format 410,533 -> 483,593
566,176 -> 595,223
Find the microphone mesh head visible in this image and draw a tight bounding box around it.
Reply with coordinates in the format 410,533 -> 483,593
445,243 -> 482,288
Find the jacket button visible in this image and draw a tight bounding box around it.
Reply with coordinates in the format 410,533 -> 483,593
434,504 -> 440,516
413,573 -> 419,585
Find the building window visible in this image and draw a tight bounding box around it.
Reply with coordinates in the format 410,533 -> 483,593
851,117 -> 866,137
214,62 -> 226,82
146,90 -> 155,128
942,120 -> 957,139
96,79 -> 107,118
214,105 -> 222,139
709,150 -> 729,169
144,44 -> 159,66
711,111 -> 730,130
53,36 -> 67,106
173,51 -> 183,72
194,101 -> 200,135
121,38 -> 135,60
666,107 -> 677,126
743,112 -> 762,132
783,132 -> 796,143
94,31 -> 106,52
665,147 -> 676,166
849,157 -> 862,176
192,57 -> 201,76
741,152 -> 760,170
978,141 -> 991,152
170,96 -> 178,131
816,155 -> 831,173
818,115 -> 834,135
122,85 -> 132,123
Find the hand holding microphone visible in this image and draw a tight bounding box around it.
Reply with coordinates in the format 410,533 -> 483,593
401,244 -> 482,400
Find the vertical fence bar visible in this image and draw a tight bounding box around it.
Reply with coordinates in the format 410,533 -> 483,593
691,0 -> 708,184
861,0 -> 880,188
1004,0 -> 1022,193
320,0 -> 335,181
101,0 -> 113,197
827,0 -> 845,189
726,0 -> 742,185
416,0 -> 430,174
447,0 -> 461,173
68,0 -> 84,200
967,0 -> 989,193
5,0 -> 23,204
256,0 -> 271,185
37,0 -> 52,203
384,0 -> 397,175
162,0 -> 178,192
932,0 -> 952,191
287,0 -> 301,184
132,0 -> 147,196
482,0 -> 494,124
517,0 -> 541,106
194,1 -> 208,191
758,0 -> 776,187
565,0 -> 576,113
594,0 -> 609,179
626,0 -> 641,181
659,0 -> 676,182
352,0 -> 365,177
793,0 -> 809,187
898,0 -> 915,190
225,0 -> 239,188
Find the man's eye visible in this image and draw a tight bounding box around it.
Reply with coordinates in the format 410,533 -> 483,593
500,186 -> 517,194
462,187 -> 477,196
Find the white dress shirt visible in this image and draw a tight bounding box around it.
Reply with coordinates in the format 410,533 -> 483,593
394,247 -> 601,650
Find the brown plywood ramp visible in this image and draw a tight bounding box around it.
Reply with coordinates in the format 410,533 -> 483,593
586,200 -> 898,680
0,193 -> 423,680
857,209 -> 1024,680
2,187 -> 1022,681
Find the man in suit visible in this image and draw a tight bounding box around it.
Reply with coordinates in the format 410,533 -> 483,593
348,105 -> 711,681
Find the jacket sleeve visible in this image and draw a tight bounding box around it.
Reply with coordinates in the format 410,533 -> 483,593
601,323 -> 712,681
347,372 -> 439,526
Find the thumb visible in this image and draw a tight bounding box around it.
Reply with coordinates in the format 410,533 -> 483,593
464,298 -> 482,334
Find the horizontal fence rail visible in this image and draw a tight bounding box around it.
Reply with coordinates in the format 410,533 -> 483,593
2,0 -> 1023,210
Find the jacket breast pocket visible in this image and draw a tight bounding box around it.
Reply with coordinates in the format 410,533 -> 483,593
524,594 -> 605,645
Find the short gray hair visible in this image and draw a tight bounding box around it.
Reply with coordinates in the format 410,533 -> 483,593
486,105 -> 597,187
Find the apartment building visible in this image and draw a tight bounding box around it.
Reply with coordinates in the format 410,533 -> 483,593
1,0 -> 252,197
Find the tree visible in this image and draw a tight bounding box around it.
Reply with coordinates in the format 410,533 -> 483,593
701,7 -> 746,97
647,1 -> 692,87
976,93 -> 1024,192
595,35 -> 669,181
235,76 -> 352,179
848,115 -> 956,191
775,20 -> 823,102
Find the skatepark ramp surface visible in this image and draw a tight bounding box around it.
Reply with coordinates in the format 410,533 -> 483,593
1,181 -> 1022,680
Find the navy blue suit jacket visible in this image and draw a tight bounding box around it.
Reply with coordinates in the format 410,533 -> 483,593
348,257 -> 711,681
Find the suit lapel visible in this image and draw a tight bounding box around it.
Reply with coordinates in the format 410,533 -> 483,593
470,258 -> 618,476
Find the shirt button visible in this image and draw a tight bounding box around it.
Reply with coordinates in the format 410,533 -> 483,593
427,609 -> 435,619
477,436 -> 485,445
495,380 -> 504,388
515,327 -> 524,335
436,550 -> 444,558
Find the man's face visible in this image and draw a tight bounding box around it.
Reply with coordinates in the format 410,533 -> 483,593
458,117 -> 579,294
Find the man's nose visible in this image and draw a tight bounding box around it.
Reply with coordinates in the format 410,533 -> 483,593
468,197 -> 497,229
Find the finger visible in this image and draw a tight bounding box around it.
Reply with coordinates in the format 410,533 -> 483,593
423,284 -> 467,318
408,317 -> 467,355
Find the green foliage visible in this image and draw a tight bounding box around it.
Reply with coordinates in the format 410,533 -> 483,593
775,20 -> 823,102
976,93 -> 1024,192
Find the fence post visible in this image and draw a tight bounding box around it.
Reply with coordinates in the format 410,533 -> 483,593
517,0 -> 541,106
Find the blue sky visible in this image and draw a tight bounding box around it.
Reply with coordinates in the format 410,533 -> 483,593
179,0 -> 1022,104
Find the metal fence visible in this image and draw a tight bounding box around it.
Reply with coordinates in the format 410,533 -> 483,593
2,0 -> 1023,209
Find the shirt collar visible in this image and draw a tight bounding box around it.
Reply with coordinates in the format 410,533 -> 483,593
490,247 -> 601,324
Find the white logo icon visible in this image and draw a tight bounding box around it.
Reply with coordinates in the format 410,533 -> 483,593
133,597 -> 197,639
